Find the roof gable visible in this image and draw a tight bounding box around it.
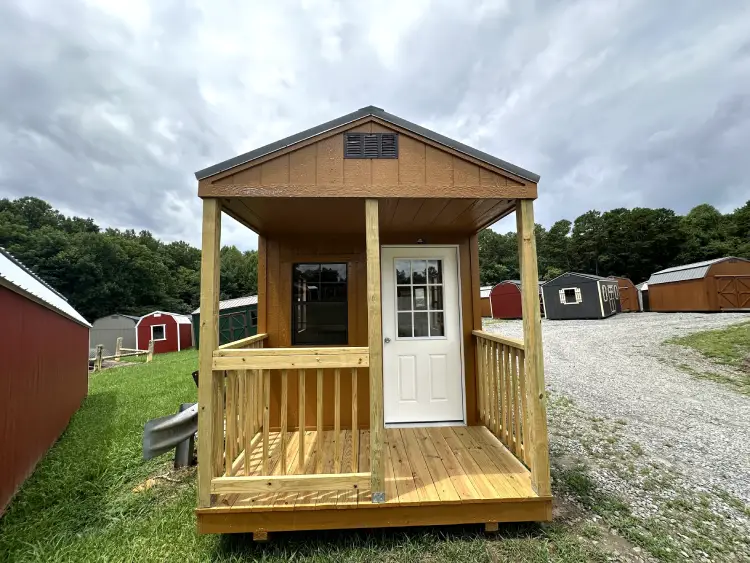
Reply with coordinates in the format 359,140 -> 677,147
195,106 -> 539,184
0,247 -> 90,327
646,256 -> 750,285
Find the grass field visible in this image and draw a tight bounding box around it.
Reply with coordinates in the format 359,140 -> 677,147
668,320 -> 750,394
0,350 -> 614,563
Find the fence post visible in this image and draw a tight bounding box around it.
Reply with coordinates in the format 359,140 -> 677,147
147,340 -> 154,362
95,344 -> 103,372
114,337 -> 123,361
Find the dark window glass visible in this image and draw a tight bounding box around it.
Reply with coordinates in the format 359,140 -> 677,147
293,263 -> 348,345
250,310 -> 258,327
152,325 -> 165,340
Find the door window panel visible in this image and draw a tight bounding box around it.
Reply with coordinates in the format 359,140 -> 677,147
395,258 -> 446,339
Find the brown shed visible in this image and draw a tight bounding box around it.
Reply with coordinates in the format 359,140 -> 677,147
646,257 -> 750,312
609,276 -> 640,312
194,106 -> 551,537
0,248 -> 90,515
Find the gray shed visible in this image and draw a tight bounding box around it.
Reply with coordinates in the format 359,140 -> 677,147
90,314 -> 139,355
541,273 -> 621,320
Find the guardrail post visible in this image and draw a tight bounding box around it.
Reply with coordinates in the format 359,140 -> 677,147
94,344 -> 103,372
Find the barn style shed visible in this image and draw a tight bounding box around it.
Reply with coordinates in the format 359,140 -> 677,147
542,272 -> 620,320
136,311 -> 193,354
479,285 -> 492,317
192,295 -> 258,348
193,105 -> 551,537
90,313 -> 139,355
0,248 -> 90,514
489,280 -> 544,319
609,276 -> 640,312
636,282 -> 649,311
646,257 -> 750,312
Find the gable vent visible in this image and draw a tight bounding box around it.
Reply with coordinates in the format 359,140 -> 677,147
344,132 -> 399,159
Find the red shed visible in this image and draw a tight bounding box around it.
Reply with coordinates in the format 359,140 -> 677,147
136,311 -> 193,354
489,280 -> 545,319
0,248 -> 90,514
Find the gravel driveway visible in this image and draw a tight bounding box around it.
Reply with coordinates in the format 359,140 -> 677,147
487,312 -> 750,503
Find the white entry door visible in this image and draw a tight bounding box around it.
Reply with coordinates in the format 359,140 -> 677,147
381,246 -> 464,425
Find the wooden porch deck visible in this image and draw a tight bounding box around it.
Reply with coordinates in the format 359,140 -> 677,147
197,426 -> 551,534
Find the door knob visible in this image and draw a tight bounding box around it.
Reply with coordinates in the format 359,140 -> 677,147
384,337 -> 391,343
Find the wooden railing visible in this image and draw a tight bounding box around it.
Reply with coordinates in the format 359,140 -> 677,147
209,341 -> 371,495
473,330 -> 531,468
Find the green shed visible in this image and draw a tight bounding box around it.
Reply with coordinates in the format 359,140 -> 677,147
192,295 -> 258,348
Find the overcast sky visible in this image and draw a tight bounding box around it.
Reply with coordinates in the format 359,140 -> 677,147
1,0 -> 749,251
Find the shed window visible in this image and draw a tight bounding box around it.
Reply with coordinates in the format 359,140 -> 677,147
250,310 -> 258,327
293,263 -> 348,345
151,324 -> 166,341
559,287 -> 582,305
344,133 -> 398,159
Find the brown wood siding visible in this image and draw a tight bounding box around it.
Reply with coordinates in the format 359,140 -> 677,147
262,233 -> 478,431
610,277 -> 640,312
648,260 -> 750,312
0,287 -> 89,514
648,279 -> 710,311
200,120 -> 536,200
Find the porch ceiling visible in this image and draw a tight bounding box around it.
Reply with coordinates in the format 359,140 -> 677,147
221,197 -> 516,236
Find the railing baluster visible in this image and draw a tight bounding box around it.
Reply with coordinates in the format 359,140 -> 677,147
505,345 -> 512,447
334,368 -> 341,473
298,369 -> 306,474
317,368 -> 323,472
262,369 -> 270,475
476,338 -> 485,426
351,367 -> 358,472
280,369 -> 288,475
225,370 -> 237,476
519,349 -> 532,468
511,348 -> 521,456
244,369 -> 252,476
493,341 -> 501,439
238,369 -> 245,459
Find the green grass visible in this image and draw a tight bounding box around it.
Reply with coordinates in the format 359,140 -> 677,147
0,350 -> 610,563
667,321 -> 750,366
668,322 -> 750,394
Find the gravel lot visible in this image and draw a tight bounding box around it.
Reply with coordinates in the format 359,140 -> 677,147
488,312 -> 750,502
486,313 -> 750,562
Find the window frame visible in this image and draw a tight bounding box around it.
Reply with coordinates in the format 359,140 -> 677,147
291,262 -> 349,346
560,287 -> 582,305
151,323 -> 167,342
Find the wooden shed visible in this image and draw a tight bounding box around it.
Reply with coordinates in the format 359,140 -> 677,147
479,285 -> 492,317
489,280 -> 544,319
609,276 -> 640,312
645,257 -> 750,312
0,247 -> 90,514
136,311 -> 193,354
90,313 -> 139,355
193,106 -> 551,537
192,295 -> 258,349
541,273 -> 620,320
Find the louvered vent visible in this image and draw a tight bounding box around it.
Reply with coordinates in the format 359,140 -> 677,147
344,133 -> 399,159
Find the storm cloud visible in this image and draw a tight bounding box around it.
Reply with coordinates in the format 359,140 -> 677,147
1,0 -> 749,249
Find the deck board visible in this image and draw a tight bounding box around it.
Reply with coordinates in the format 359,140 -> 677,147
213,426 -> 541,514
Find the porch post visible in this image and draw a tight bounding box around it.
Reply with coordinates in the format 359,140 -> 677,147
365,198 -> 385,502
516,198 -> 551,497
198,198 -> 222,507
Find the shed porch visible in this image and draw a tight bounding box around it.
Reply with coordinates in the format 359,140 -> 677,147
194,106 -> 551,537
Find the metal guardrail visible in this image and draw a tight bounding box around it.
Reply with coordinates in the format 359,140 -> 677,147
143,403 -> 198,468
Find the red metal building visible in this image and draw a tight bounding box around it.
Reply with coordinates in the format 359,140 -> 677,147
489,280 -> 545,319
136,311 -> 193,354
0,248 -> 90,515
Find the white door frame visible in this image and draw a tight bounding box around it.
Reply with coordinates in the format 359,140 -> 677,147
380,244 -> 466,428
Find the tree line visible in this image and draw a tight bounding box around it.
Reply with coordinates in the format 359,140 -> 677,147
2,197 -> 748,322
479,202 -> 750,285
0,197 -> 258,321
